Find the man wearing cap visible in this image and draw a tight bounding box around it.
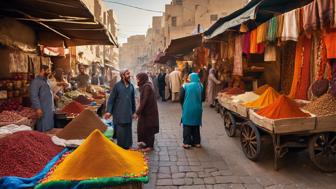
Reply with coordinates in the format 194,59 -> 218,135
105,69 -> 136,149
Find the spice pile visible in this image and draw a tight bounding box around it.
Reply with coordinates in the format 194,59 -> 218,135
0,111 -> 25,125
0,100 -> 23,112
74,95 -> 93,105
61,101 -> 85,115
244,87 -> 280,109
254,84 -> 270,95
57,96 -> 72,109
232,92 -> 259,103
224,87 -> 245,95
0,131 -> 64,177
303,93 -> 336,116
257,95 -> 310,119
56,109 -> 107,140
64,90 -> 83,99
311,79 -> 329,98
17,107 -> 37,119
38,130 -> 148,189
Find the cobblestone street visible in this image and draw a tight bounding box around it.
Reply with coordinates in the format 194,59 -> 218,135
142,102 -> 336,189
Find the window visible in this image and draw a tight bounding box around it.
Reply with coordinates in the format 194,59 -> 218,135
210,14 -> 218,22
172,16 -> 177,27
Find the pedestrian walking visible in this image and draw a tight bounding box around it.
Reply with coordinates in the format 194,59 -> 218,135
165,69 -> 171,100
105,69 -> 136,149
169,67 -> 182,102
134,73 -> 159,152
206,68 -> 221,107
157,69 -> 166,101
30,65 -> 55,132
180,73 -> 204,149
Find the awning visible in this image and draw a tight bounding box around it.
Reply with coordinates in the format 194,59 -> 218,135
154,52 -> 175,64
204,0 -> 313,39
0,0 -> 118,47
165,34 -> 202,56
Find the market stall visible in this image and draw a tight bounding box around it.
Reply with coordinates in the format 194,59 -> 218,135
208,0 -> 336,172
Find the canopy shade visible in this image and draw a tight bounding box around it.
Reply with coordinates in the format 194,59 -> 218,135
204,0 -> 313,39
165,34 -> 202,56
154,52 -> 175,64
0,0 -> 118,47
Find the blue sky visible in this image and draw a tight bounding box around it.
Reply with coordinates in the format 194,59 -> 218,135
105,0 -> 171,44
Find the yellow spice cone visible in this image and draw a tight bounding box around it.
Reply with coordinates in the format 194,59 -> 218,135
43,129 -> 147,182
244,87 -> 280,109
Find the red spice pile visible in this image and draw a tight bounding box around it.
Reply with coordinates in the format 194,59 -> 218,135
257,95 -> 310,119
74,95 -> 92,105
225,87 -> 245,95
61,101 -> 85,115
0,131 -> 64,178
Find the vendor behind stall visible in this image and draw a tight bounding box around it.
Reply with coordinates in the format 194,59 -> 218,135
30,65 -> 54,132
49,68 -> 70,99
75,64 -> 90,88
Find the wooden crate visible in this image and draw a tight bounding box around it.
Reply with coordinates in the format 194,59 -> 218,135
249,109 -> 316,134
219,97 -> 249,118
315,114 -> 336,132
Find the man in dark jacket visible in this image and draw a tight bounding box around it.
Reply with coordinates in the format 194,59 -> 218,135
157,69 -> 166,101
105,69 -> 136,149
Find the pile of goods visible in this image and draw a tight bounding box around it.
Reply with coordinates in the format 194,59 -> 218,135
64,90 -> 84,99
0,99 -> 23,112
57,96 -> 72,110
254,84 -> 270,95
0,124 -> 32,138
61,101 -> 85,116
37,130 -> 148,189
56,109 -> 107,140
223,87 -> 245,95
0,111 -> 26,126
0,131 -> 64,177
232,92 -> 259,103
244,87 -> 280,109
303,93 -> 336,116
74,95 -> 93,105
257,95 -> 310,119
17,107 -> 37,119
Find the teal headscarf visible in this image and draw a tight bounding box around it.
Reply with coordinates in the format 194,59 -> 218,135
181,73 -> 203,126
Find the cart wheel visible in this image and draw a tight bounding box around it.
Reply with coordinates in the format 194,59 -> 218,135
223,111 -> 236,137
240,122 -> 261,161
309,132 -> 336,172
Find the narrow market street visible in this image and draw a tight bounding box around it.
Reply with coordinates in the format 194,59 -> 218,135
142,102 -> 336,189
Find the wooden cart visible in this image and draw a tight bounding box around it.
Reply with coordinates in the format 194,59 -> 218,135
217,95 -> 251,137
242,110 -> 336,172
215,96 -> 336,172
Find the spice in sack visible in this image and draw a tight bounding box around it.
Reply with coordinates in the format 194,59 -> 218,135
61,101 -> 85,115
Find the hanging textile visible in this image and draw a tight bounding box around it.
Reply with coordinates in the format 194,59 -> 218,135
281,9 -> 300,41
250,29 -> 258,53
317,0 -> 335,29
227,33 -> 235,61
264,44 -> 276,62
289,37 -> 304,98
276,15 -> 285,40
280,41 -> 296,94
243,32 -> 251,55
256,22 -> 268,44
267,17 -> 277,42
233,35 -> 243,76
323,29 -> 336,59
295,35 -> 312,100
303,1 -> 319,35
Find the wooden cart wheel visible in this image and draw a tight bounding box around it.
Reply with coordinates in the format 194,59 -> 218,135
240,122 -> 261,161
309,132 -> 336,172
223,111 -> 236,137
